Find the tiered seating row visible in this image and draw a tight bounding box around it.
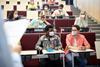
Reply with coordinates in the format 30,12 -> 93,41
21,32 -> 97,67
26,19 -> 75,33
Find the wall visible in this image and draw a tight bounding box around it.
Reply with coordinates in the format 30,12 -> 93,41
76,0 -> 100,23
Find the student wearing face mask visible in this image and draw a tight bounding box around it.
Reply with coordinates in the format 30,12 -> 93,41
52,4 -> 69,18
35,25 -> 62,51
65,25 -> 90,67
40,4 -> 51,18
7,10 -> 21,21
35,25 -> 62,67
74,11 -> 89,32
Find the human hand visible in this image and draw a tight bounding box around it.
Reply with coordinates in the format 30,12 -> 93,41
38,47 -> 42,50
79,46 -> 86,50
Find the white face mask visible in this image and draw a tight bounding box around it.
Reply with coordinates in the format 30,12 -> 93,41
72,31 -> 77,36
49,31 -> 55,36
44,7 -> 48,10
80,15 -> 85,18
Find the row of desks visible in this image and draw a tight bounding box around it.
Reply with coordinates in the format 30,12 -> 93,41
20,49 -> 95,67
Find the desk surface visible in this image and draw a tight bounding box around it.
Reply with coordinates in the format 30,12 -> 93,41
20,50 -> 37,55
20,50 -> 64,55
69,49 -> 94,53
43,50 -> 64,54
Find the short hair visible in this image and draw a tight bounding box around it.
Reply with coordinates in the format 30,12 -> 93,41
7,11 -> 14,20
43,4 -> 50,9
44,25 -> 54,32
72,25 -> 80,30
59,4 -> 64,8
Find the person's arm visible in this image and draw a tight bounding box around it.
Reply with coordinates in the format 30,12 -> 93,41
55,35 -> 62,50
65,11 -> 69,16
11,42 -> 22,54
83,35 -> 90,49
77,35 -> 90,50
51,10 -> 58,17
42,18 -> 51,25
35,36 -> 43,50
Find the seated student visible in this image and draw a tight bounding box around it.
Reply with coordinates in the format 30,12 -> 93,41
28,13 -> 51,29
7,10 -> 21,21
27,0 -> 37,10
74,11 -> 89,32
35,25 -> 62,67
52,4 -> 69,18
65,25 -> 90,67
40,4 -> 51,18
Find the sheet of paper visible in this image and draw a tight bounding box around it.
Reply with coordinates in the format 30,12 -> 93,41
4,19 -> 30,47
69,49 -> 94,53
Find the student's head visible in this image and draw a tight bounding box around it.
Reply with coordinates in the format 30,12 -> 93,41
59,4 -> 64,9
13,11 -> 18,18
71,25 -> 80,36
43,4 -> 50,10
44,25 -> 55,37
8,10 -> 18,20
8,11 -> 14,20
29,0 -> 34,4
80,11 -> 86,19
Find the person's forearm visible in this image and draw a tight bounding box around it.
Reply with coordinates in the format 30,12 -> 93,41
86,45 -> 90,49
68,46 -> 79,50
36,46 -> 42,50
44,20 -> 51,25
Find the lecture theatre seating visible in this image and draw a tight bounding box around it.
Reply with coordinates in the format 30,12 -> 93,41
21,33 -> 40,67
61,32 -> 98,64
20,32 -> 97,67
26,19 -> 75,33
7,11 -> 26,18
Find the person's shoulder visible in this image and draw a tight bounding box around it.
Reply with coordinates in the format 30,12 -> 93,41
54,9 -> 59,12
79,34 -> 85,38
40,35 -> 45,38
67,33 -> 71,37
55,34 -> 60,37
38,35 -> 46,40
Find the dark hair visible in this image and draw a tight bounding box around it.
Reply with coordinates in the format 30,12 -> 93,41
72,25 -> 80,30
7,11 -> 20,21
43,4 -> 49,10
44,25 -> 54,32
7,11 -> 14,20
59,4 -> 64,8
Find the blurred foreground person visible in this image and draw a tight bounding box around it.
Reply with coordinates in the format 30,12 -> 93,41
4,19 -> 30,67
0,5 -> 13,67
